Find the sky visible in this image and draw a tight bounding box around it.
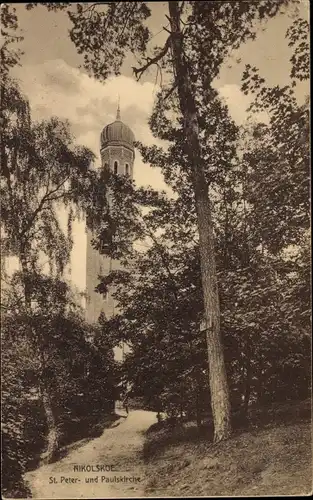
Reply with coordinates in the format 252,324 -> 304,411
8,1 -> 310,295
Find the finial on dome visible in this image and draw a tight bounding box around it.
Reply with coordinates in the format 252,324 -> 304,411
116,95 -> 121,120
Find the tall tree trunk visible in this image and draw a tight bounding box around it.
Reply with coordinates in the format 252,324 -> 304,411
168,1 -> 231,442
222,181 -> 230,267
20,251 -> 59,463
243,358 -> 252,418
194,367 -> 203,429
256,359 -> 265,406
38,351 -> 59,464
196,391 -> 202,429
40,392 -> 59,463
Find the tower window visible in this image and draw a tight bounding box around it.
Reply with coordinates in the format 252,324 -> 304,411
114,161 -> 118,174
125,163 -> 129,176
104,162 -> 109,170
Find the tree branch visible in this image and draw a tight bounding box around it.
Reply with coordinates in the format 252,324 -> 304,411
132,36 -> 172,81
119,3 -> 136,41
141,222 -> 178,301
163,25 -> 172,34
163,82 -> 178,101
80,2 -> 117,15
19,176 -> 70,242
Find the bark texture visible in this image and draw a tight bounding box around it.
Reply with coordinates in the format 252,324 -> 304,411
39,379 -> 59,464
168,1 -> 231,442
20,252 -> 60,463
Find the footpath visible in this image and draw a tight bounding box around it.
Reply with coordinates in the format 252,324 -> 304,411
24,410 -> 157,499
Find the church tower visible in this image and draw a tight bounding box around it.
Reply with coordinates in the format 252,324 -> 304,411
85,104 -> 135,324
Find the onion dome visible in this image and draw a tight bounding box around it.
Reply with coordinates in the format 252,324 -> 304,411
100,103 -> 135,151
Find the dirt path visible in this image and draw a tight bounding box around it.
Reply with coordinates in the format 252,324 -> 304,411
24,410 -> 157,499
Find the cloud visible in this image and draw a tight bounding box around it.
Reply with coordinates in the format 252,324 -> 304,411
216,83 -> 269,125
42,59 -> 81,94
12,58 -> 168,189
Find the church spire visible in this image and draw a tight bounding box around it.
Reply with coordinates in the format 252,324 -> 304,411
116,95 -> 121,120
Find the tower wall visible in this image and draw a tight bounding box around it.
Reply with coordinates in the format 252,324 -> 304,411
101,144 -> 135,176
85,138 -> 134,324
85,229 -> 121,323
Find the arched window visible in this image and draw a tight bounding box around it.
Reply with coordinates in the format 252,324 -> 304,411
104,162 -> 109,170
114,161 -> 118,174
125,163 -> 129,176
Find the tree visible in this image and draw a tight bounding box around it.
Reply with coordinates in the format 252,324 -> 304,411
1,327 -> 34,498
29,0 -> 301,442
96,201 -> 207,424
2,269 -> 117,496
108,6 -> 310,423
221,10 -> 311,410
1,76 -> 95,462
240,11 -> 309,255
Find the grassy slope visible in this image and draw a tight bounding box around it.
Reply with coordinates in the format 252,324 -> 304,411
143,400 -> 312,497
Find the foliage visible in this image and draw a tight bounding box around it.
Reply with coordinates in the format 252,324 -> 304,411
0,77 -> 114,493
286,16 -> 310,82
1,4 -> 24,76
1,332 -> 36,498
87,6 -> 310,422
1,272 -> 117,496
1,77 -> 95,277
184,0 -> 293,88
1,4 -> 310,478
28,1 -> 295,83
240,15 -> 309,253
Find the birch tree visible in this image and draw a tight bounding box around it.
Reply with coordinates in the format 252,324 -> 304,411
1,77 -> 94,462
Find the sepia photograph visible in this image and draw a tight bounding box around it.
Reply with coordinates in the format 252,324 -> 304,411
1,1 -> 311,498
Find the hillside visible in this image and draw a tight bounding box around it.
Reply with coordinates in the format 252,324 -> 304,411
143,400 -> 312,497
